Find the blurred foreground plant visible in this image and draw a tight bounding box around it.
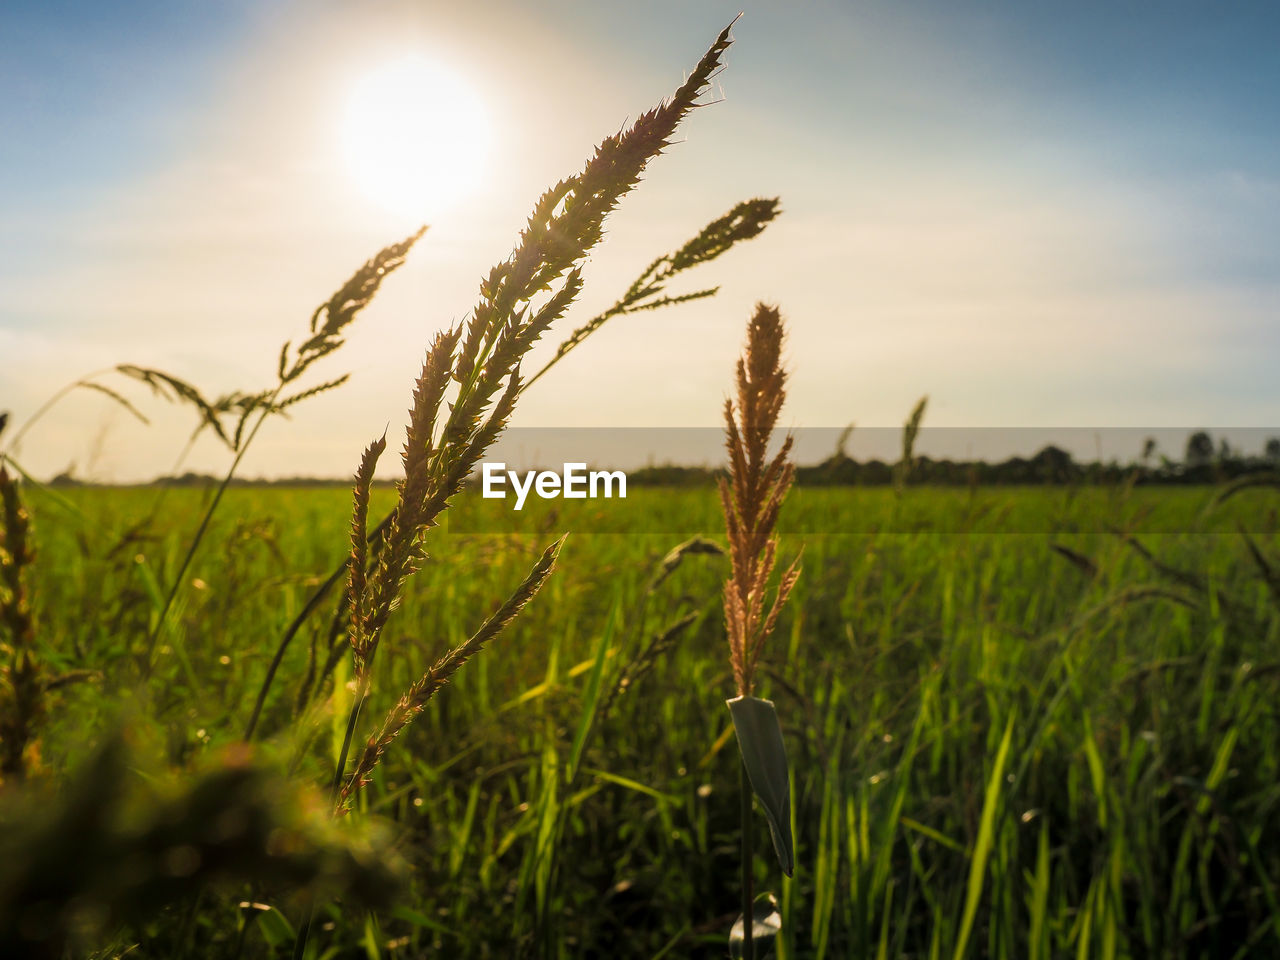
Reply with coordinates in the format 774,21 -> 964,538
0,465 -> 42,782
0,732 -> 400,959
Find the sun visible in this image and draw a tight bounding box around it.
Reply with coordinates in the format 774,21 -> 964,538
341,54 -> 491,219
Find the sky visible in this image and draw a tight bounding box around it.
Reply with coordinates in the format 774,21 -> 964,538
1,0 -> 1278,481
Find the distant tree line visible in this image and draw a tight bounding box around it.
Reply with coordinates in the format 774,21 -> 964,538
628,431 -> 1280,488
41,430 -> 1280,488
791,433 -> 1278,487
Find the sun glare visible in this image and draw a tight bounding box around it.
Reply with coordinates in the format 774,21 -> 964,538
341,54 -> 491,219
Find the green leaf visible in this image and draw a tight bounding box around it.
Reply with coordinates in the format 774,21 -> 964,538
254,905 -> 295,947
730,892 -> 782,959
389,904 -> 455,937
728,695 -> 794,876
953,711 -> 1015,960
567,601 -> 616,782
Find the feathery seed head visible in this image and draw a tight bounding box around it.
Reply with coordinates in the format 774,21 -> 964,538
720,303 -> 799,697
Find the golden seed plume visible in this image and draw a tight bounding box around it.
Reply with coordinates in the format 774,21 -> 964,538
719,304 -> 800,697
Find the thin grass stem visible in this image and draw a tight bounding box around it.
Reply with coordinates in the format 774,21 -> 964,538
141,398 -> 278,675
291,678 -> 370,959
0,367 -> 116,457
742,758 -> 755,960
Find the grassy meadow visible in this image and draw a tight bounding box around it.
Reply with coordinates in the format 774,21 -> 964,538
15,480 -> 1280,957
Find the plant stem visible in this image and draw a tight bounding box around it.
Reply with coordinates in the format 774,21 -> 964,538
290,904 -> 314,960
520,304 -> 624,393
741,757 -> 754,960
291,677 -> 369,959
1,367 -> 115,457
141,399 -> 277,675
245,505 -> 398,741
243,560 -> 346,741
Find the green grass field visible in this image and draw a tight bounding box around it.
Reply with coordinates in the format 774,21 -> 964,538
16,482 -> 1280,957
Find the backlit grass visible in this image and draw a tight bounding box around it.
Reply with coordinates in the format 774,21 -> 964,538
21,482 -> 1280,957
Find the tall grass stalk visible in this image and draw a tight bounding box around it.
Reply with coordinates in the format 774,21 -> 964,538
244,196 -> 776,743
327,15 -> 737,803
139,230 -> 426,675
895,395 -> 928,497
720,303 -> 801,958
288,19 -> 741,957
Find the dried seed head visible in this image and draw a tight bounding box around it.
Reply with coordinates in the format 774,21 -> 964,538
720,304 -> 800,697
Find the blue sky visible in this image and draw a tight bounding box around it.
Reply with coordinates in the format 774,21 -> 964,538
2,0 -> 1277,479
